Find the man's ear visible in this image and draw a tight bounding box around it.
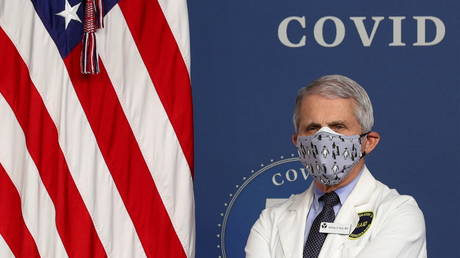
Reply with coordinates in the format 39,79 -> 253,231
363,131 -> 380,154
291,134 -> 298,145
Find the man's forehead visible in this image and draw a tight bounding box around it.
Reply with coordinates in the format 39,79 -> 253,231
298,95 -> 358,124
300,94 -> 356,108
300,95 -> 355,111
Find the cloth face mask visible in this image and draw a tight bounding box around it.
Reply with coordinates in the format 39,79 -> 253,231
296,127 -> 366,186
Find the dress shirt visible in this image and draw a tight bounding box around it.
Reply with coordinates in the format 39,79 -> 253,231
303,168 -> 364,242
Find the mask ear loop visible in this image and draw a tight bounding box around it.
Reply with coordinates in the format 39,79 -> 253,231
359,132 -> 370,158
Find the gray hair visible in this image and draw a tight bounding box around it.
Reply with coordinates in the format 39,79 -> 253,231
293,74 -> 374,133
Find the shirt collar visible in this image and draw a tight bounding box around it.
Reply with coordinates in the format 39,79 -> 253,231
312,166 -> 365,208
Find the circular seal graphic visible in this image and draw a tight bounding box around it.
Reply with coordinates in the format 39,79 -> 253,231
217,154 -> 313,258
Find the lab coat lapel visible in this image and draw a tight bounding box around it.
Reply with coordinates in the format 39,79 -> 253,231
278,185 -> 314,258
319,167 -> 376,257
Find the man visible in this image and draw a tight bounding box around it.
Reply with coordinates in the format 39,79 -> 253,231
245,75 -> 426,258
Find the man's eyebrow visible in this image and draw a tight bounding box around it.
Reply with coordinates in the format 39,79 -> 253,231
327,121 -> 347,126
305,122 -> 322,128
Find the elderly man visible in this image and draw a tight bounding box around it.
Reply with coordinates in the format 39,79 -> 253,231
245,75 -> 426,258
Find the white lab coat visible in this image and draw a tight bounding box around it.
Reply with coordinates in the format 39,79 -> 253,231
245,167 -> 427,258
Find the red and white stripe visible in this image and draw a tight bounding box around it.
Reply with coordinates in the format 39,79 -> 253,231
97,5 -> 195,256
0,163 -> 40,258
0,95 -> 68,258
0,0 -> 195,256
0,234 -> 15,258
157,0 -> 191,72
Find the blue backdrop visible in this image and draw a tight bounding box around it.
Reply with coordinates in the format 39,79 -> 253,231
189,0 -> 460,257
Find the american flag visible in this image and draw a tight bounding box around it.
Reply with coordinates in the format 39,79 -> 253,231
0,0 -> 195,257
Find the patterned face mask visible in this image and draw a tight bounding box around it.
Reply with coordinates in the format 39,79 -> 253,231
296,127 -> 368,186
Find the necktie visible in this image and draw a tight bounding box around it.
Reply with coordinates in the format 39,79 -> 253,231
303,191 -> 340,258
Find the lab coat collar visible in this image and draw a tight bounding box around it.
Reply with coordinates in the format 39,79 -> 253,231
278,184 -> 314,258
278,166 -> 376,258
319,166 -> 376,257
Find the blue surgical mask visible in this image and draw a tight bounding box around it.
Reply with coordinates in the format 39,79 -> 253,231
296,127 -> 367,186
